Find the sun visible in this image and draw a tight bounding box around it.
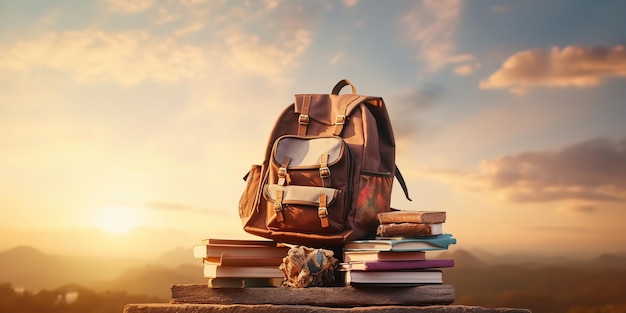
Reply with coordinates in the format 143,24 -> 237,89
93,204 -> 140,234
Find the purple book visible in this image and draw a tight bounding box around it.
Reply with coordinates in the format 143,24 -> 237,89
346,258 -> 455,271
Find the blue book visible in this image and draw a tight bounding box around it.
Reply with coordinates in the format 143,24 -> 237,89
343,234 -> 457,251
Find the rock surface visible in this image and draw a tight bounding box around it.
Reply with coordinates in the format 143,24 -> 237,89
124,303 -> 532,313
170,284 -> 455,306
125,284 -> 531,313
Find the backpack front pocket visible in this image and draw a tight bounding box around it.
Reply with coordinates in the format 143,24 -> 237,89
263,184 -> 345,233
270,136 -> 352,189
265,135 -> 353,234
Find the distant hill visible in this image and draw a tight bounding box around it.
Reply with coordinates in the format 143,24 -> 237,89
433,249 -> 489,268
153,246 -> 196,267
3,245 -> 626,312
0,244 -> 204,299
0,245 -> 176,291
96,263 -> 205,299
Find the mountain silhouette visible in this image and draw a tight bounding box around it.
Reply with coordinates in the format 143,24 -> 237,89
434,249 -> 489,268
3,244 -> 626,313
96,263 -> 205,299
0,245 -> 146,290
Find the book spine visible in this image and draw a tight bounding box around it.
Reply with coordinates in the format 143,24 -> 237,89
358,259 -> 455,271
377,211 -> 446,224
376,223 -> 437,237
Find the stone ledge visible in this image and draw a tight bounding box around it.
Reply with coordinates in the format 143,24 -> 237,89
171,284 -> 455,307
124,303 -> 532,313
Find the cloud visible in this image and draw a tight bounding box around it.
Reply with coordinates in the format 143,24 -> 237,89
480,45 -> 626,94
144,201 -> 215,214
388,83 -> 444,140
0,2 -> 317,86
105,0 -> 155,14
562,205 -> 598,214
454,63 -> 481,76
425,137 -> 626,204
220,28 -> 311,83
330,51 -> 345,65
523,225 -> 594,232
0,30 -> 208,85
400,0 -> 475,74
481,138 -> 626,202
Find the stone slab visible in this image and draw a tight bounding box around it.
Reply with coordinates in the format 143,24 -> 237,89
170,284 -> 455,307
124,303 -> 532,313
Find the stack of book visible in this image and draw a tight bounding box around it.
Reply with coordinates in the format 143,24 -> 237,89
341,210 -> 456,287
192,238 -> 290,288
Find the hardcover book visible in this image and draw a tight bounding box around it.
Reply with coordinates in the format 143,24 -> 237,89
345,269 -> 443,285
343,250 -> 426,263
377,211 -> 446,224
207,277 -> 282,288
377,222 -> 443,237
343,258 -> 454,271
201,238 -> 285,247
193,241 -> 290,259
344,234 -> 456,252
203,264 -> 283,278
202,255 -> 285,267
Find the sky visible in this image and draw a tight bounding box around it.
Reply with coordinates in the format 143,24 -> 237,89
1,0 -> 625,260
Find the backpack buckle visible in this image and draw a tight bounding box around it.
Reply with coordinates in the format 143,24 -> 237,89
278,167 -> 287,178
299,114 -> 309,125
335,115 -> 346,125
319,166 -> 331,178
318,206 -> 328,218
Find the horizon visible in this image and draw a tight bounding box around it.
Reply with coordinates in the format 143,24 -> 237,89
1,1 -> 626,264
2,227 -> 625,262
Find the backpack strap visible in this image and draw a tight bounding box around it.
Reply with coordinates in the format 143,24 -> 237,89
331,79 -> 357,95
318,193 -> 329,228
298,95 -> 312,135
395,165 -> 412,201
319,154 -> 331,187
331,80 -> 356,136
332,95 -> 364,136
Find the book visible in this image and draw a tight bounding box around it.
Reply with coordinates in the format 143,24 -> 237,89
203,264 -> 283,278
376,222 -> 443,237
201,238 -> 285,247
343,259 -> 454,271
202,255 -> 285,267
345,269 -> 443,285
207,277 -> 282,288
343,250 -> 426,263
193,243 -> 290,259
343,234 -> 456,252
377,210 -> 446,224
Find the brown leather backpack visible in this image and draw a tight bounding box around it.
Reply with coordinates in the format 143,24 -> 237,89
238,79 -> 411,248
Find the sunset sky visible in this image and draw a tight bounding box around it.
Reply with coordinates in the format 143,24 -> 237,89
1,0 -> 625,260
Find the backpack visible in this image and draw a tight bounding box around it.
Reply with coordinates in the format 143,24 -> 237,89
238,79 -> 411,248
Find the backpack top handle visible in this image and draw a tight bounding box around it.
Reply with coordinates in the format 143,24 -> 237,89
331,79 -> 357,95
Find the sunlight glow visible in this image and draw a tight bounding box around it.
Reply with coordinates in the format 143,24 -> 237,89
93,205 -> 140,234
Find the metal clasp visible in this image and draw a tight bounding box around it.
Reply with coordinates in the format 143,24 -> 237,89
299,114 -> 309,125
335,114 -> 346,125
319,166 -> 330,178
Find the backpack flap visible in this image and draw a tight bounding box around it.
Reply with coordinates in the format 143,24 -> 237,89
293,94 -> 368,136
263,184 -> 343,233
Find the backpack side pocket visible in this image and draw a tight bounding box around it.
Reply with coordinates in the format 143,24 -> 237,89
354,170 -> 393,231
238,164 -> 264,222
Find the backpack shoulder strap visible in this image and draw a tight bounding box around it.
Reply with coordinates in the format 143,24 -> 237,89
395,165 -> 412,201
